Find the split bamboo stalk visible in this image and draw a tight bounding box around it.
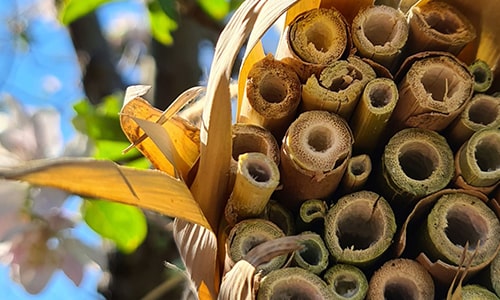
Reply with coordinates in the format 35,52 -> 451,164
469,60 -> 494,92
339,154 -> 372,195
224,152 -> 280,225
392,54 -> 474,131
238,54 -> 302,141
275,110 -> 353,209
349,77 -> 398,153
367,259 -> 435,300
296,199 -> 327,233
324,191 -> 396,267
292,232 -> 329,274
406,1 -> 476,56
323,264 -> 368,300
301,55 -> 376,120
446,94 -> 500,148
275,7 -> 349,82
351,5 -> 409,70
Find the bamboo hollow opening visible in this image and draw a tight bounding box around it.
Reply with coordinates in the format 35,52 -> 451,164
324,264 -> 368,299
368,83 -> 394,108
383,279 -> 418,300
322,67 -> 363,93
398,142 -> 439,181
445,206 -> 488,249
231,123 -> 279,166
334,275 -> 360,298
474,134 -> 500,173
259,73 -> 287,103
420,66 -> 461,102
468,98 -> 499,126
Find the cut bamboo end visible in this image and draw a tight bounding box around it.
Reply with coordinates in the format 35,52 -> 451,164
298,199 -> 327,225
462,285 -> 500,300
292,232 -> 329,274
422,192 -> 500,267
260,200 -> 295,236
301,56 -> 376,119
380,128 -> 454,204
256,267 -> 333,299
323,264 -> 368,300
225,152 -> 280,225
406,1 -> 476,56
226,219 -> 286,275
324,191 -> 396,267
456,128 -> 500,188
238,54 -> 301,140
350,77 -> 398,153
276,110 -> 353,209
393,55 -> 474,131
352,5 -> 408,70
366,259 -> 435,300
447,94 -> 500,148
469,60 -> 494,92
339,154 -> 372,194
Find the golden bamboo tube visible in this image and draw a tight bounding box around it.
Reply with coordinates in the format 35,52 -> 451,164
238,54 -> 301,140
421,192 -> 500,267
256,267 -> 334,299
292,232 -> 329,274
406,1 -> 476,56
339,154 -> 372,195
350,77 -> 398,153
225,152 -> 280,225
275,110 -> 353,210
259,200 -> 295,236
461,285 -> 500,300
454,128 -> 500,193
392,54 -> 474,131
323,264 -> 368,300
351,5 -> 408,70
469,60 -> 494,92
379,128 -> 454,206
367,259 -> 435,300
301,56 -> 376,120
276,7 -> 349,82
446,94 -> 500,148
226,219 -> 287,275
324,191 -> 396,267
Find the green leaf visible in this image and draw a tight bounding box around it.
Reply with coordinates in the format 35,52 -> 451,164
148,1 -> 177,45
59,0 -> 116,25
197,0 -> 230,21
82,199 -> 147,254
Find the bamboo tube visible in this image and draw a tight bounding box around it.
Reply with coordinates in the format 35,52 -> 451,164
446,94 -> 500,148
469,60 -> 494,93
406,1 -> 476,56
323,264 -> 368,300
392,54 -> 474,131
296,199 -> 328,233
275,110 -> 353,209
275,7 -> 349,82
421,192 -> 500,268
380,128 -> 454,207
238,54 -> 301,140
324,191 -> 396,267
461,285 -> 500,300
351,5 -> 409,70
350,78 -> 398,153
259,200 -> 295,236
225,152 -> 280,225
339,154 -> 372,194
301,56 -> 376,120
256,267 -> 334,299
226,219 -> 287,275
454,128 -> 500,193
367,259 -> 435,300
292,232 -> 329,274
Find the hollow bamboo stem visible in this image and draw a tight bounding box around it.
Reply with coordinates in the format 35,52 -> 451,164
323,264 -> 368,300
339,154 -> 372,194
292,232 -> 329,274
469,60 -> 494,92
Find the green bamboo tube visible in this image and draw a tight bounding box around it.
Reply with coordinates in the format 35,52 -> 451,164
351,5 -> 408,70
324,191 -> 396,267
297,199 -> 328,232
456,128 -> 500,188
461,285 -> 500,300
259,200 -> 295,236
379,128 -> 454,205
350,78 -> 398,153
292,232 -> 329,274
225,152 -> 280,225
469,60 -> 494,93
392,55 -> 474,131
276,7 -> 349,82
406,1 -> 476,56
339,154 -> 372,194
226,219 -> 287,275
367,259 -> 435,300
323,264 -> 368,300
256,267 -> 334,299
301,56 -> 376,120
238,54 -> 301,140
276,110 -> 353,210
421,192 -> 500,267
446,94 -> 500,148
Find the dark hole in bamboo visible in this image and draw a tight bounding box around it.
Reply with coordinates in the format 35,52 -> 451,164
468,98 -> 498,126
474,135 -> 500,172
305,22 -> 334,53
364,13 -> 397,46
369,85 -> 392,108
334,276 -> 359,298
247,161 -> 271,182
232,133 -> 266,160
445,206 -> 488,249
298,240 -> 321,265
423,11 -> 461,35
383,280 -> 418,300
307,126 -> 333,152
420,67 -> 459,102
472,68 -> 487,84
260,74 -> 287,103
350,162 -> 365,176
398,142 -> 438,180
326,67 -> 362,92
337,203 -> 383,250
242,235 -> 267,255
